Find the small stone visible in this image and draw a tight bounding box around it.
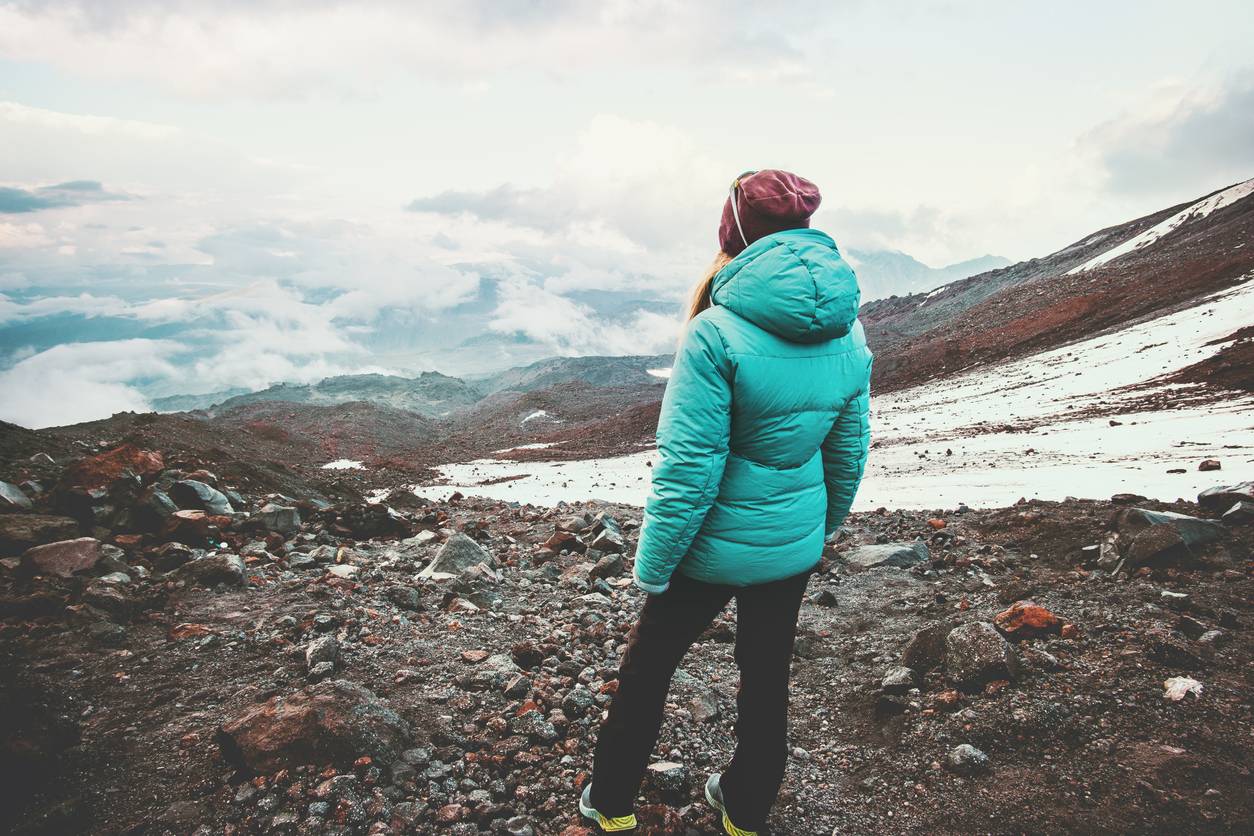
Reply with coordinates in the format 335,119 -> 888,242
809,589 -> 838,607
645,761 -> 688,802
993,601 -> 1063,639
306,636 -> 340,671
945,622 -> 1019,687
1198,459 -> 1221,472
844,541 -> 929,569
945,744 -> 989,775
880,666 -> 918,695
257,503 -> 301,535
420,533 -> 494,578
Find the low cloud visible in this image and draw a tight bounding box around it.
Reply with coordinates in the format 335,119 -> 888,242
0,179 -> 128,213
0,338 -> 185,428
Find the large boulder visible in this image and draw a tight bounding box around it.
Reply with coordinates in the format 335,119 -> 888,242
945,622 -> 1019,687
217,679 -> 411,772
0,514 -> 80,555
169,480 -> 234,515
22,537 -> 103,579
59,445 -> 164,492
0,481 -> 33,511
1113,508 -> 1225,553
419,533 -> 494,578
131,487 -> 178,534
1198,482 -> 1254,514
844,541 -> 929,569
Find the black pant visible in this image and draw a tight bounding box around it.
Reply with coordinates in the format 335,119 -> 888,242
590,566 -> 814,831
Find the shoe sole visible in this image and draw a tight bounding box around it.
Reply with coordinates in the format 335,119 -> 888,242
705,775 -> 725,814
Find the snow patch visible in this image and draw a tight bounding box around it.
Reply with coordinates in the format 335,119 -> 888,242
521,410 -> 548,424
1069,178 -> 1254,274
647,368 -> 673,379
416,280 -> 1254,509
321,459 -> 364,470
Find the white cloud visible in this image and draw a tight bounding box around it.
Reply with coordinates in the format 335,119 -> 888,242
0,1 -> 830,99
488,277 -> 681,357
0,338 -> 185,428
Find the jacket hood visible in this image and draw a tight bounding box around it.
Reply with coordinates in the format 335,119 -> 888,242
710,228 -> 860,343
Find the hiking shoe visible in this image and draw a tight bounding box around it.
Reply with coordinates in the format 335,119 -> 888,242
579,783 -> 637,832
705,773 -> 759,836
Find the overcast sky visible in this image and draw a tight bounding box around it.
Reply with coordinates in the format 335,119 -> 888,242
1,0 -> 1252,427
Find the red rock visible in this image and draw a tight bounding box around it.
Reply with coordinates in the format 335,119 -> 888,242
462,649 -> 490,663
993,600 -> 1063,638
927,518 -> 947,529
1198,459 -> 1221,472
60,444 -> 164,491
169,623 -> 213,641
162,510 -> 231,546
22,537 -> 102,578
435,804 -> 465,823
217,680 -> 410,772
113,534 -> 143,548
1060,623 -> 1080,640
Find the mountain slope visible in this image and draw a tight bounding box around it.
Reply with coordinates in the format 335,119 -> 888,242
864,178 -> 1254,390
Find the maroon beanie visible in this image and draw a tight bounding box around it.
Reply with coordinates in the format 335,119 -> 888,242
718,169 -> 822,257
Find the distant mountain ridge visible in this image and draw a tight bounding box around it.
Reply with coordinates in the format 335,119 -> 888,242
191,355 -> 675,420
846,249 -> 1012,301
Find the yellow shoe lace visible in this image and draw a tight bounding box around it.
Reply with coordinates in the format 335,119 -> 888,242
722,811 -> 758,836
598,812 -> 638,832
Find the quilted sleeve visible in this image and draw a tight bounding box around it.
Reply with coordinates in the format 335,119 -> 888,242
633,315 -> 734,593
821,356 -> 872,536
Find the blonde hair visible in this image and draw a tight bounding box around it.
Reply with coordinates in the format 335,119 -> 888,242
685,251 -> 732,321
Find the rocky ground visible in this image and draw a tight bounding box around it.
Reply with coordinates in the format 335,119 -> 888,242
1,442 -> 1252,835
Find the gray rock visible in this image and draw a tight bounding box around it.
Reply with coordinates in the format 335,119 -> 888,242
945,622 -> 1019,687
1221,501 -> 1254,526
511,710 -> 558,742
809,589 -> 838,607
306,636 -> 340,671
574,592 -> 612,608
169,479 -> 234,515
645,761 -> 688,803
308,661 -> 336,682
689,689 -> 720,722
1125,524 -> 1186,567
257,503 -> 301,535
384,585 -> 422,611
0,480 -> 33,511
419,533 -> 493,578
1198,481 -> 1254,513
844,541 -> 929,569
881,666 -> 919,695
1114,507 -> 1225,553
902,623 -> 950,672
562,687 -> 596,718
174,553 -> 247,586
589,553 -> 624,580
945,744 -> 989,775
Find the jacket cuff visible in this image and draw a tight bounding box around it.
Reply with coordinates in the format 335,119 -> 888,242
632,566 -> 670,595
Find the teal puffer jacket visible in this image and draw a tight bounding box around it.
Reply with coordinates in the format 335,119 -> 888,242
634,228 -> 873,592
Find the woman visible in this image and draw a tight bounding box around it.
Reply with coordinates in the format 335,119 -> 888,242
579,169 -> 873,834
